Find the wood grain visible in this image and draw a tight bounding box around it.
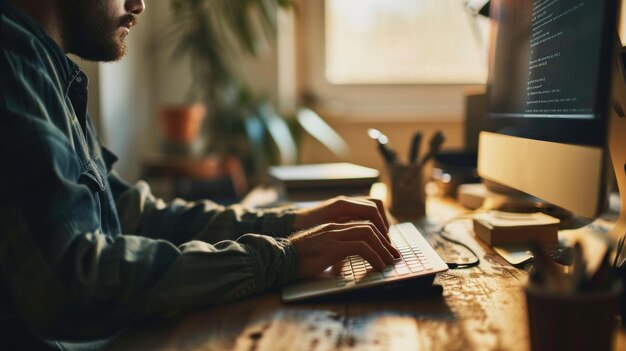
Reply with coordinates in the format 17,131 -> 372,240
106,196 -> 625,351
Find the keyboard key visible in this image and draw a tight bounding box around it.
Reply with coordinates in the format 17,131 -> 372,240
396,268 -> 410,275
336,279 -> 347,287
308,224 -> 443,297
342,271 -> 354,278
368,272 -> 383,281
383,270 -> 397,278
355,277 -> 370,285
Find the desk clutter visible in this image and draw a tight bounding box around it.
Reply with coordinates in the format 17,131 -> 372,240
368,128 -> 445,219
473,211 -> 559,246
526,242 -> 622,351
268,162 -> 379,201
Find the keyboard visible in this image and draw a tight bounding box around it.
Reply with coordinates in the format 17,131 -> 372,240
282,222 -> 449,302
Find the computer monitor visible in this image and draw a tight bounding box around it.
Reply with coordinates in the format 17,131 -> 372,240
478,0 -> 623,221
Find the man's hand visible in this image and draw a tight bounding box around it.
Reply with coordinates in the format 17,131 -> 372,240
289,221 -> 401,279
293,196 -> 391,239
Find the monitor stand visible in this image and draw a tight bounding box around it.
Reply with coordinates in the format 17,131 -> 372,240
480,179 -> 593,232
481,179 -> 544,213
607,46 -> 626,242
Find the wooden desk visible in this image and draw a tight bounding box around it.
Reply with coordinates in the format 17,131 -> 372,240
106,189 -> 626,351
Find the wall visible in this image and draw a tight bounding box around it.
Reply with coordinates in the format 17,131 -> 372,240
291,1 -> 467,177
150,1 -> 281,107
86,2 -> 626,193
97,7 -> 156,181
96,2 -> 466,183
299,116 -> 464,183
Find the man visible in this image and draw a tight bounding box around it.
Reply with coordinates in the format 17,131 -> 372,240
0,0 -> 400,349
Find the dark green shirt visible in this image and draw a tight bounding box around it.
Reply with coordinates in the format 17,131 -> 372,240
0,0 -> 298,346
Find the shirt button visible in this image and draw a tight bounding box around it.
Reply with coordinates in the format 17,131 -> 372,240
76,76 -> 84,83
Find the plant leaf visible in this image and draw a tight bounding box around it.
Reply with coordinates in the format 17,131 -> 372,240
297,108 -> 351,159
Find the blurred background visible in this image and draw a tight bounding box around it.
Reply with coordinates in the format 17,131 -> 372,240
74,0 -> 626,203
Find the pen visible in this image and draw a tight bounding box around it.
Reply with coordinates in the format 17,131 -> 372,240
588,246 -> 613,291
409,131 -> 422,164
367,128 -> 398,165
570,242 -> 586,292
530,242 -> 566,292
417,131 -> 445,167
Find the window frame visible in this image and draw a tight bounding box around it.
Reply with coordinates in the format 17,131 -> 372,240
284,0 -> 487,122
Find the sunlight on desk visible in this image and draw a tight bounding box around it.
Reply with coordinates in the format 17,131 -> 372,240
107,194 -> 517,350
103,181 -> 626,350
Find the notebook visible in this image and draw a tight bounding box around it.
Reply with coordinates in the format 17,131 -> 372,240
282,222 -> 449,302
268,162 -> 379,190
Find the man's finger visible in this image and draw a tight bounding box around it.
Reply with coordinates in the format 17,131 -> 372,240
340,197 -> 391,242
337,221 -> 399,259
327,225 -> 395,264
333,198 -> 388,236
365,197 -> 390,230
352,197 -> 392,241
332,261 -> 346,275
312,219 -> 397,257
337,241 -> 386,271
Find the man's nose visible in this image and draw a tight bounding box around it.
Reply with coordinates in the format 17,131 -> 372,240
126,0 -> 146,15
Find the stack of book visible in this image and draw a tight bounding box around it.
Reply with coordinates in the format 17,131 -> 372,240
268,162 -> 380,201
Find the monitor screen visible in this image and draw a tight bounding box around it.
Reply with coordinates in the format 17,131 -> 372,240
486,0 -> 619,146
478,0 -> 621,218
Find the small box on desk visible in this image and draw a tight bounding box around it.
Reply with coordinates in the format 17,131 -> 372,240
268,163 -> 379,201
473,211 -> 559,246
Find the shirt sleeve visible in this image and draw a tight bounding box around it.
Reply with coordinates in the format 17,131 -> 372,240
0,47 -> 300,340
0,131 -> 300,339
112,176 -> 299,246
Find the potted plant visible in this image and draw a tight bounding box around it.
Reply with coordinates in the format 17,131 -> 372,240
159,104 -> 206,143
157,0 -> 346,183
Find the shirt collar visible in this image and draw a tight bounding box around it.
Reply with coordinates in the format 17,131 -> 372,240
0,0 -> 82,88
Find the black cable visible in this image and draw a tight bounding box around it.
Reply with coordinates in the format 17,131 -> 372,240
434,212 -> 482,269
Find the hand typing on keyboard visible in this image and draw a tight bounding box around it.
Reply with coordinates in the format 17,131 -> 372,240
335,228 -> 434,287
282,223 -> 446,302
292,196 -> 392,241
289,220 -> 401,279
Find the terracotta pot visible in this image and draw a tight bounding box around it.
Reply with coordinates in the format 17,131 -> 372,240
159,104 -> 206,143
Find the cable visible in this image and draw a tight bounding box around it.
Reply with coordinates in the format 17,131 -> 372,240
434,211 -> 482,269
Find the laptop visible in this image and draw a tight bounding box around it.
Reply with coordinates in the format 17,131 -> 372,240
282,222 -> 449,302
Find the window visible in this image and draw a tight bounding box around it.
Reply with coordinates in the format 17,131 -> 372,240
325,0 -> 490,84
283,0 -> 491,121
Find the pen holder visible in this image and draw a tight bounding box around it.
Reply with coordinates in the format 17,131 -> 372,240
525,283 -> 621,351
386,163 -> 426,220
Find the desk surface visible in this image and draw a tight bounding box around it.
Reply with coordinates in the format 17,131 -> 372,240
106,188 -> 626,351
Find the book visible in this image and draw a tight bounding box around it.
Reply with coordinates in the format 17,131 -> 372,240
472,211 -> 559,246
268,163 -> 379,199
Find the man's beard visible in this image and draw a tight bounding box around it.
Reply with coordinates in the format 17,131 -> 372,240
61,1 -> 137,62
